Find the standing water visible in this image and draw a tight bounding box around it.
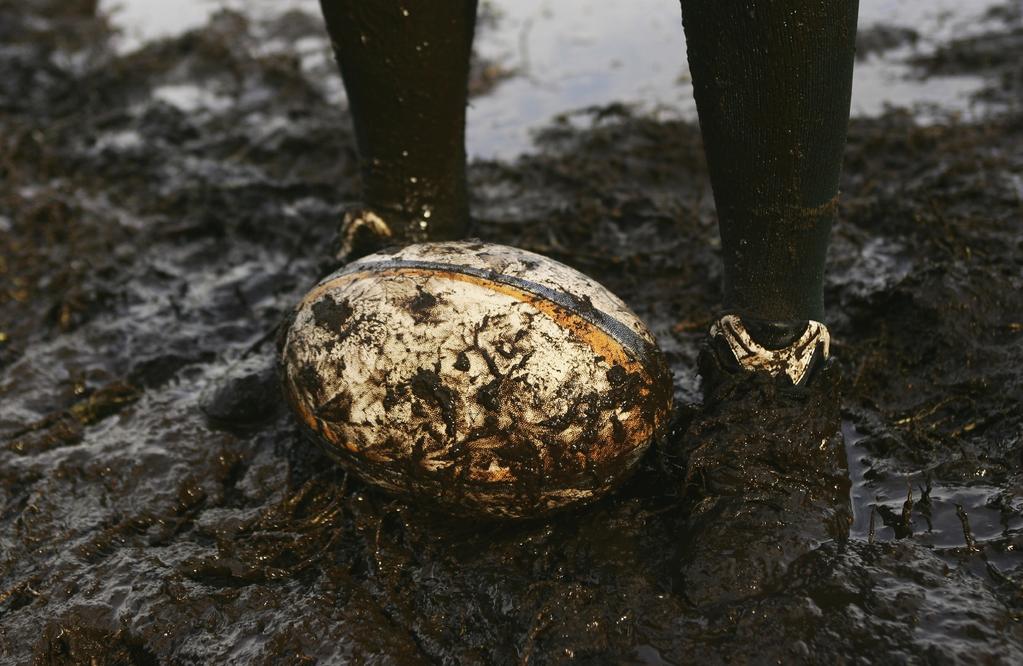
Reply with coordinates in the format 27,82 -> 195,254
102,0 -> 1006,157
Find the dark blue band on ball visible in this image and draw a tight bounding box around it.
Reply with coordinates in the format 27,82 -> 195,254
331,259 -> 655,365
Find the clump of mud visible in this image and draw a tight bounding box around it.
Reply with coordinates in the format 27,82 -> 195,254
2,1 -> 1022,663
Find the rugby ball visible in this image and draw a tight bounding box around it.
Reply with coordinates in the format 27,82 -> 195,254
280,241 -> 673,518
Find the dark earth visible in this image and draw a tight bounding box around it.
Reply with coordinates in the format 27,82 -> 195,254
2,1 -> 1022,663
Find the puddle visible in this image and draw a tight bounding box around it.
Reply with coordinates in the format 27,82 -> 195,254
845,420 -> 1023,569
151,83 -> 233,113
100,0 -> 1009,159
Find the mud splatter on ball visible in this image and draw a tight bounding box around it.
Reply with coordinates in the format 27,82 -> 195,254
280,241 -> 673,518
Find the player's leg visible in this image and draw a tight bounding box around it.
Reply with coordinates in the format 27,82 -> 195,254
681,0 -> 858,382
204,3 -> 478,426
319,0 -> 478,257
677,0 -> 859,607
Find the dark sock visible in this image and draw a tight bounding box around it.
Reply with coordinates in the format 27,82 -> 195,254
742,317 -> 807,349
680,0 -> 859,323
320,0 -> 478,243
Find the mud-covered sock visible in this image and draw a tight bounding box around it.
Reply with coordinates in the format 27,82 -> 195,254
679,0 -> 859,322
320,0 -> 478,244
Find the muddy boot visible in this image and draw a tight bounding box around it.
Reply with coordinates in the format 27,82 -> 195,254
333,206 -> 399,263
678,315 -> 852,608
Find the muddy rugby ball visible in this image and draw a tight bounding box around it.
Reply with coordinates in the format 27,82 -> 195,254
280,241 -> 673,518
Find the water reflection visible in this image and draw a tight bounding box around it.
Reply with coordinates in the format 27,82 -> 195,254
102,0 -> 1006,158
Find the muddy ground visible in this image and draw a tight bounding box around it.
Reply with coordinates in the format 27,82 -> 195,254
2,1 -> 1022,664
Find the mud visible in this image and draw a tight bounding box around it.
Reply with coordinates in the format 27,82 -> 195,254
909,3 -> 1023,109
855,24 -> 920,59
2,1 -> 1022,664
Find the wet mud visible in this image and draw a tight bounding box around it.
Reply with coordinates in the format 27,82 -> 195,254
909,3 -> 1023,109
2,2 -> 1022,663
855,24 -> 920,60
